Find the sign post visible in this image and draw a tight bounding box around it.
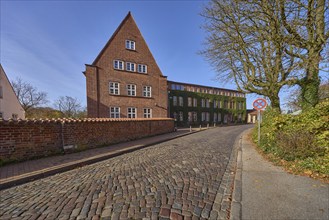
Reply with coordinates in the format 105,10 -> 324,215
252,98 -> 267,144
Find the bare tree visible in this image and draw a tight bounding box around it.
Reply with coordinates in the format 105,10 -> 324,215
54,96 -> 81,118
279,0 -> 329,109
202,1 -> 300,112
202,0 -> 328,112
12,77 -> 48,112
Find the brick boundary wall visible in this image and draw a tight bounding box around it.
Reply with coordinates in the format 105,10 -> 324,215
0,118 -> 174,163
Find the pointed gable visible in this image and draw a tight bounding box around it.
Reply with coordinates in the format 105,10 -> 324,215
91,12 -> 164,77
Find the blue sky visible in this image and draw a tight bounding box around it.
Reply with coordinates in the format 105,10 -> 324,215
1,0 -> 298,110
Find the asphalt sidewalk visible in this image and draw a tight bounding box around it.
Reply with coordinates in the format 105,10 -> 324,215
0,128 -> 201,190
230,129 -> 329,220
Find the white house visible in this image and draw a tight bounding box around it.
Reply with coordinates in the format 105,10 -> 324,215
0,64 -> 25,119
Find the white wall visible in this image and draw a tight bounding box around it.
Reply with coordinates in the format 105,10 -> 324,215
0,65 -> 25,119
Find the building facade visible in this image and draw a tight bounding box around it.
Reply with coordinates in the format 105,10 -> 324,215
84,12 -> 168,118
84,12 -> 247,124
168,81 -> 246,126
0,64 -> 25,120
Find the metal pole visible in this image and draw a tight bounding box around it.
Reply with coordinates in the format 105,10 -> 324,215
257,110 -> 260,144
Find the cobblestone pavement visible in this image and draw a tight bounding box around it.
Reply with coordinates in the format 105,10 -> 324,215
0,125 -> 250,220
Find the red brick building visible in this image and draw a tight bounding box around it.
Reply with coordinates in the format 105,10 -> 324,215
84,12 -> 168,118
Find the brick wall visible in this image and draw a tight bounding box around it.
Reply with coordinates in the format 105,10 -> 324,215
0,118 -> 174,162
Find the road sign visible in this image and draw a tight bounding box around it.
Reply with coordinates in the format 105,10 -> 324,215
253,98 -> 267,110
253,98 -> 267,145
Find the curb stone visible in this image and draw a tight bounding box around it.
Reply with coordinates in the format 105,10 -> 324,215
229,129 -> 251,220
211,129 -> 248,220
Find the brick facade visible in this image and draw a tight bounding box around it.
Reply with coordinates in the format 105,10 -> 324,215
84,12 -> 168,118
0,118 -> 174,162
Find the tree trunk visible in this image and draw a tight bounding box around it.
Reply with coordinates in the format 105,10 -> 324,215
300,49 -> 320,109
268,90 -> 281,113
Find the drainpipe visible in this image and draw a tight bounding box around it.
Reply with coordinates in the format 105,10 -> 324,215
96,66 -> 100,118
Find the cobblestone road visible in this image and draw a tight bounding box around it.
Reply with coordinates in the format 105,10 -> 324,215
0,125 -> 250,220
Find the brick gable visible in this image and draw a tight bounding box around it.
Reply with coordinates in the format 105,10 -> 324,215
84,12 -> 168,118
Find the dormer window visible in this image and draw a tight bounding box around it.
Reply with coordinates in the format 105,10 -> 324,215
126,40 -> 135,50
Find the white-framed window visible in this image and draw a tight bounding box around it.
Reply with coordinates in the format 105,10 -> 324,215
126,62 -> 136,72
109,82 -> 120,95
127,107 -> 137,118
201,99 -> 205,108
178,96 -> 184,107
206,99 -> 210,108
127,84 -> 136,96
206,112 -> 210,121
173,96 -> 177,106
188,97 -> 192,107
113,60 -> 124,70
110,107 -> 120,118
173,112 -> 178,120
126,40 -> 135,50
193,112 -> 198,122
138,64 -> 147,74
188,112 -> 193,122
143,108 -> 152,118
143,86 -> 152,97
193,98 -> 197,107
179,111 -> 183,121
201,112 -> 206,122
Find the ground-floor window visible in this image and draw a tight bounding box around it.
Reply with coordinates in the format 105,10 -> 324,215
193,112 -> 198,122
110,107 -> 120,118
179,111 -> 183,121
127,107 -> 137,118
143,108 -> 152,118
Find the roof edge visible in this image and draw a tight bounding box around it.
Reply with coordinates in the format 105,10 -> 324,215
92,12 -> 132,66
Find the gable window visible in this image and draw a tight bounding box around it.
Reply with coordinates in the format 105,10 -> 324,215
126,62 -> 136,72
143,86 -> 152,97
0,112 -> 2,119
127,84 -> 136,96
127,107 -> 137,118
0,86 -> 3,98
138,64 -> 147,74
110,107 -> 120,118
12,114 -> 18,120
126,40 -> 135,50
109,82 -> 120,95
113,60 -> 124,70
143,108 -> 152,118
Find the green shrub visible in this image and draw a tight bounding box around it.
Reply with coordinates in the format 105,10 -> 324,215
253,98 -> 329,176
